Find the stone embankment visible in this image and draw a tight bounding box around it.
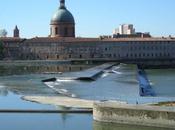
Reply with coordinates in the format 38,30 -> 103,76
93,101 -> 175,129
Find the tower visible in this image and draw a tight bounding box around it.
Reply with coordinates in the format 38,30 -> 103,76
14,25 -> 19,38
50,0 -> 75,37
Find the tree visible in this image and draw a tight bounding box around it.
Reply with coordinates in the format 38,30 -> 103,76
0,40 -> 4,59
0,29 -> 7,37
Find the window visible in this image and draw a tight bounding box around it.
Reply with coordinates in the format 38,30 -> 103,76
64,27 -> 68,36
57,55 -> 59,59
126,54 -> 128,57
55,27 -> 58,35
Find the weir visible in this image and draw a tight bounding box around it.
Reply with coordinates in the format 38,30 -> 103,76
137,66 -> 155,96
42,62 -> 118,82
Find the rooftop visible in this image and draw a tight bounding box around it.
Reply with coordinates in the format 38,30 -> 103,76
24,37 -> 175,43
1,37 -> 175,44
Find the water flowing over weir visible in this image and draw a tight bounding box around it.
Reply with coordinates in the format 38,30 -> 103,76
1,62 -> 175,130
42,63 -> 118,82
137,65 -> 155,96
42,63 -> 118,98
40,63 -> 175,105
41,63 -> 140,101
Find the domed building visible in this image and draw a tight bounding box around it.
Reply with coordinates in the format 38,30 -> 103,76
50,0 -> 75,37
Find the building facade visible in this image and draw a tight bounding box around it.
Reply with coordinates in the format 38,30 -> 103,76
0,0 -> 175,66
113,24 -> 135,35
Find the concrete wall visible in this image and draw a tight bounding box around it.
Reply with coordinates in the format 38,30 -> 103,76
93,101 -> 175,128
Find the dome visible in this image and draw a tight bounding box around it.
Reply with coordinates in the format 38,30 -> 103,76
51,8 -> 75,24
50,0 -> 75,37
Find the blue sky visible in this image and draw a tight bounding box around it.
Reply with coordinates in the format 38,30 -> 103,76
0,0 -> 175,38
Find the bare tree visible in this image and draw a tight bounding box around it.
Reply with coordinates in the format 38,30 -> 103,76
0,29 -> 8,37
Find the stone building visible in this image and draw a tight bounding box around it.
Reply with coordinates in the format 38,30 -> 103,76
0,0 -> 175,66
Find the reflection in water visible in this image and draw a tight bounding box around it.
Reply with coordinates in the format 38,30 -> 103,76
93,121 -> 174,130
0,64 -> 95,76
58,106 -> 72,124
146,69 -> 175,97
0,63 -> 96,97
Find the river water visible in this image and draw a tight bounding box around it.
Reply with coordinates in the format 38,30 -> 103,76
0,62 -> 174,130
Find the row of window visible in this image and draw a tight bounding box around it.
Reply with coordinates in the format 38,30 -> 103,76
64,46 -> 173,53
41,52 -> 171,60
130,46 -> 171,51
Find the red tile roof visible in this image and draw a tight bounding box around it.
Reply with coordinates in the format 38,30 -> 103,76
1,36 -> 175,44
0,37 -> 26,42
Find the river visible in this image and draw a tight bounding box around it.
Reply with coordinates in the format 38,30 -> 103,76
0,61 -> 174,130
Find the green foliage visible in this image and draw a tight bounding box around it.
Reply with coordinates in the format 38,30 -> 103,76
0,40 -> 4,59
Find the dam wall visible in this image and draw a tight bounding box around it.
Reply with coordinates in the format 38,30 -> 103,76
137,67 -> 155,96
93,101 -> 175,128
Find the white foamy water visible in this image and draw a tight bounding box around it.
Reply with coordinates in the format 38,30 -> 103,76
101,72 -> 110,78
44,82 -> 77,98
0,85 -> 5,88
56,78 -> 77,82
111,70 -> 123,75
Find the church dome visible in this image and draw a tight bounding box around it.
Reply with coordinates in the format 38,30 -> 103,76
50,0 -> 75,37
51,9 -> 75,23
51,8 -> 75,24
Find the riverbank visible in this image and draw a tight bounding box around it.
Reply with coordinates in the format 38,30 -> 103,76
93,101 -> 175,129
22,96 -> 94,109
23,96 -> 175,128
